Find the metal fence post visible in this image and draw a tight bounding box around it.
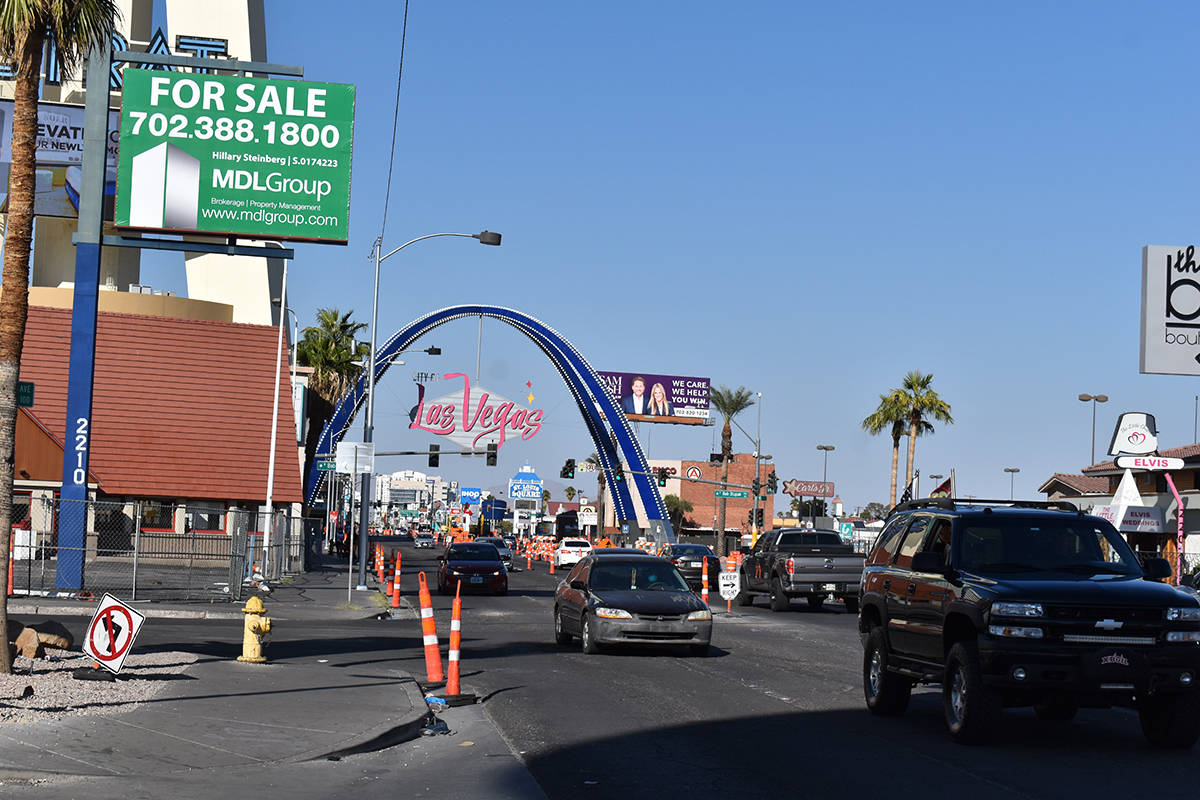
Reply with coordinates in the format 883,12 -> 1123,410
132,502 -> 142,601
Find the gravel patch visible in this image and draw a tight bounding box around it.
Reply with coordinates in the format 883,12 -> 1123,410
0,650 -> 198,724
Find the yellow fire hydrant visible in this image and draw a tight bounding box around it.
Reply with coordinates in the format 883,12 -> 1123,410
237,595 -> 272,663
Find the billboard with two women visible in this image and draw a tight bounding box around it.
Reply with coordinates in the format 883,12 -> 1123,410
597,371 -> 710,425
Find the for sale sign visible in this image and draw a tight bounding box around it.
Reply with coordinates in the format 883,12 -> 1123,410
83,594 -> 147,674
115,68 -> 355,243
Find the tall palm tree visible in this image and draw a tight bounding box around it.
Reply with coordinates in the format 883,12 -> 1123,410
0,0 -> 119,676
862,390 -> 909,507
663,494 -> 693,531
584,452 -> 605,535
709,385 -> 755,557
564,486 -> 576,502
296,308 -> 369,403
897,371 -> 953,491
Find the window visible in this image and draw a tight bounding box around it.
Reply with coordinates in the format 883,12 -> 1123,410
923,519 -> 953,566
957,517 -> 1140,576
894,517 -> 932,570
868,516 -> 909,565
187,504 -> 225,532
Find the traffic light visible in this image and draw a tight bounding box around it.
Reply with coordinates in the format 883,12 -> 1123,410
766,470 -> 778,494
613,464 -> 624,483
561,458 -> 576,479
486,443 -> 497,466
748,509 -> 755,525
657,469 -> 668,487
755,508 -> 764,525
751,477 -> 763,496
428,444 -> 440,468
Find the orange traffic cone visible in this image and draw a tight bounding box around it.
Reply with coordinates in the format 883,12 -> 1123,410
446,582 -> 462,696
417,572 -> 444,683
376,545 -> 384,584
391,552 -> 402,609
701,556 -> 709,606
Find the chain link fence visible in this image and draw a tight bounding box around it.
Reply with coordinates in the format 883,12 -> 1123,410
9,497 -> 310,602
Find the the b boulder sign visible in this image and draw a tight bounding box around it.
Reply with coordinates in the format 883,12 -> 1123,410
83,594 -> 147,674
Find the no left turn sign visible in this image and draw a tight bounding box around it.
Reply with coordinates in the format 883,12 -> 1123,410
84,594 -> 146,674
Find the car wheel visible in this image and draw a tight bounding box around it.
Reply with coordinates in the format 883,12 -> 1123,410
496,586 -> 508,596
554,608 -> 572,645
581,614 -> 601,655
863,627 -> 911,716
844,596 -> 860,614
689,643 -> 710,657
1139,691 -> 1200,748
1034,697 -> 1077,722
807,594 -> 825,610
769,578 -> 790,612
944,640 -> 1001,744
736,571 -> 754,606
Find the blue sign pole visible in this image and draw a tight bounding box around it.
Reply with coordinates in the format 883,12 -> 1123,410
57,42 -> 112,589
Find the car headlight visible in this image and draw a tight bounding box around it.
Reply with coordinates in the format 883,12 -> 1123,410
991,602 -> 1044,618
594,607 -> 633,619
988,624 -> 1043,638
492,570 -> 502,576
1167,631 -> 1200,642
686,609 -> 712,621
1167,607 -> 1200,621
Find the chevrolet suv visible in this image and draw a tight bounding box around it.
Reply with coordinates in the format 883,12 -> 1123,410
859,498 -> 1200,747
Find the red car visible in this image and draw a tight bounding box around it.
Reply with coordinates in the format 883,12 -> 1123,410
437,542 -> 508,595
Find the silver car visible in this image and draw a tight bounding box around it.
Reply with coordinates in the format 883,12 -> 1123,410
475,536 -> 514,569
414,533 -> 435,549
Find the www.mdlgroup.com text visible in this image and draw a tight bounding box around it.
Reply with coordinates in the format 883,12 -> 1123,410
201,205 -> 341,229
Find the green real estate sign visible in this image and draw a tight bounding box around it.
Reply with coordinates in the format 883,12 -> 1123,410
115,68 -> 355,243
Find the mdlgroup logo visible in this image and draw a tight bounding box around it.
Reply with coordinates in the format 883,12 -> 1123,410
127,142 -> 199,230
1141,245 -> 1200,375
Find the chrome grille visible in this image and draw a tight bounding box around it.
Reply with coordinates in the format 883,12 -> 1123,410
1061,634 -> 1156,645
1046,605 -> 1161,623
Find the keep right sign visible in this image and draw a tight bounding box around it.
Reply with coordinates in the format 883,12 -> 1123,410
718,571 -> 740,601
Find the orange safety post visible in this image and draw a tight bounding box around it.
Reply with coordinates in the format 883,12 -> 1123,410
526,547 -> 533,570
391,552 -> 402,609
701,556 -> 709,606
417,572 -> 444,683
384,552 -> 395,600
376,545 -> 385,585
7,535 -> 12,598
446,582 -> 462,695
549,548 -> 556,575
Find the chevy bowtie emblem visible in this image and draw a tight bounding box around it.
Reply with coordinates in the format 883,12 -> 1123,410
1096,619 -> 1123,631
824,558 -> 835,570
657,616 -> 664,621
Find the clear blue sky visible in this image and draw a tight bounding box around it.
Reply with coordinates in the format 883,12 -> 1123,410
138,1 -> 1200,513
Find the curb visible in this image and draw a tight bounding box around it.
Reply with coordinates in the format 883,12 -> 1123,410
298,669 -> 430,761
7,602 -> 243,620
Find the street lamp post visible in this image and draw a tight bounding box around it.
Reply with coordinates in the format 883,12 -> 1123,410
753,392 -> 762,537
817,445 -> 835,523
1004,467 -> 1020,500
1078,393 -> 1109,466
355,231 -> 501,589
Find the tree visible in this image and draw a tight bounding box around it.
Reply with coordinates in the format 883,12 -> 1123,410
663,494 -> 693,531
564,486 -> 576,502
709,385 -> 755,557
296,308 -> 370,403
862,390 -> 909,508
0,0 -> 119,676
896,371 -> 953,491
584,452 -> 605,534
541,489 -> 551,505
791,497 -> 827,517
861,502 -> 889,520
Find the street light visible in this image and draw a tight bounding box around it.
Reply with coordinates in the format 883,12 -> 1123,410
1078,393 -> 1108,466
356,231 -> 501,589
1004,466 -> 1020,500
817,444 -> 835,522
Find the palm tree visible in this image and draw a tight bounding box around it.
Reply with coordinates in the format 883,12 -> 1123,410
709,385 -> 755,557
862,390 -> 909,507
584,452 -> 605,535
0,0 -> 119,676
296,308 -> 370,403
564,486 -> 576,502
663,494 -> 693,531
897,371 -> 953,491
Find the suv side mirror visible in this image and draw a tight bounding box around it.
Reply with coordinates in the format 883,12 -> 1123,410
911,551 -> 945,574
1144,557 -> 1173,580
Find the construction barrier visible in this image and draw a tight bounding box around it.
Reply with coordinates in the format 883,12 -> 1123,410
391,553 -> 402,609
446,582 -> 462,695
417,572 -> 444,683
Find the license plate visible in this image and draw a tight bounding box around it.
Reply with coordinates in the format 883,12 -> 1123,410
689,561 -> 702,568
470,576 -> 483,583
823,583 -> 836,591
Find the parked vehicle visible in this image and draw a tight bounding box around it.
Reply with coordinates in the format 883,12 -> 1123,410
553,550 -> 712,656
860,498 -> 1200,747
738,529 -> 865,612
413,532 -> 435,549
437,542 -> 508,596
475,536 -> 514,569
554,538 -> 592,569
660,543 -> 720,591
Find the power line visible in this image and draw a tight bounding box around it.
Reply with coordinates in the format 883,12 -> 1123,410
378,0 -> 410,245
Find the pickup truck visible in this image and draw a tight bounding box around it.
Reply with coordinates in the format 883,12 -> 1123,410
737,529 -> 866,612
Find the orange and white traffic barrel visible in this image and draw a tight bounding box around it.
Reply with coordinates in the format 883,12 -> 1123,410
417,572 -> 444,683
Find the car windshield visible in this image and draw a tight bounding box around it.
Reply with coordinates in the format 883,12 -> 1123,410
448,543 -> 500,561
416,534 -> 432,540
588,562 -> 690,591
671,545 -> 714,556
477,538 -> 507,548
562,540 -> 590,548
957,517 -> 1142,577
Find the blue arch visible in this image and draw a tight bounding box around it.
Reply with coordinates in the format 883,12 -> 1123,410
307,305 -> 674,542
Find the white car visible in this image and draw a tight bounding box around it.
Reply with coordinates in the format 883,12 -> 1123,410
414,533 -> 435,549
554,538 -> 593,569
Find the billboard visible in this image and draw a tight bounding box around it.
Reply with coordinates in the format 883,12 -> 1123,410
1141,245 -> 1200,375
0,99 -> 122,219
114,69 -> 355,243
597,371 -> 710,425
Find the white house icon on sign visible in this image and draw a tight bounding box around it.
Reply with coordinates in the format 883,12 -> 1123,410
128,142 -> 199,229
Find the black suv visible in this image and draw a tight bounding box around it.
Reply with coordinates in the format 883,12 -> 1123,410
859,498 -> 1200,746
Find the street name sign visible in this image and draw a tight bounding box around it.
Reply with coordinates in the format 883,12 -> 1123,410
16,380 -> 33,407
715,490 -> 749,499
718,572 -> 739,601
1115,455 -> 1185,471
315,460 -> 336,471
83,594 -> 147,674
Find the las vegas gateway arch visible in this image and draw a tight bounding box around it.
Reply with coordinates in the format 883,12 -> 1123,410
305,304 -> 675,542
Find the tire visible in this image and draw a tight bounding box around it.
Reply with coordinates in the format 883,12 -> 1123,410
1034,698 -> 1077,722
944,640 -> 1002,744
689,643 -> 710,657
807,594 -> 825,610
736,571 -> 754,606
554,608 -> 572,645
769,578 -> 790,612
1139,692 -> 1200,748
844,597 -> 860,614
496,587 -> 508,596
581,614 -> 602,655
863,627 -> 912,716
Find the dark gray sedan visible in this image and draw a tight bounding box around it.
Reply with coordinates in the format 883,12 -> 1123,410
553,552 -> 712,656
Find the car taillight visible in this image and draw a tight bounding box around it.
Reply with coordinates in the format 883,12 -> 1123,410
787,558 -> 795,575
